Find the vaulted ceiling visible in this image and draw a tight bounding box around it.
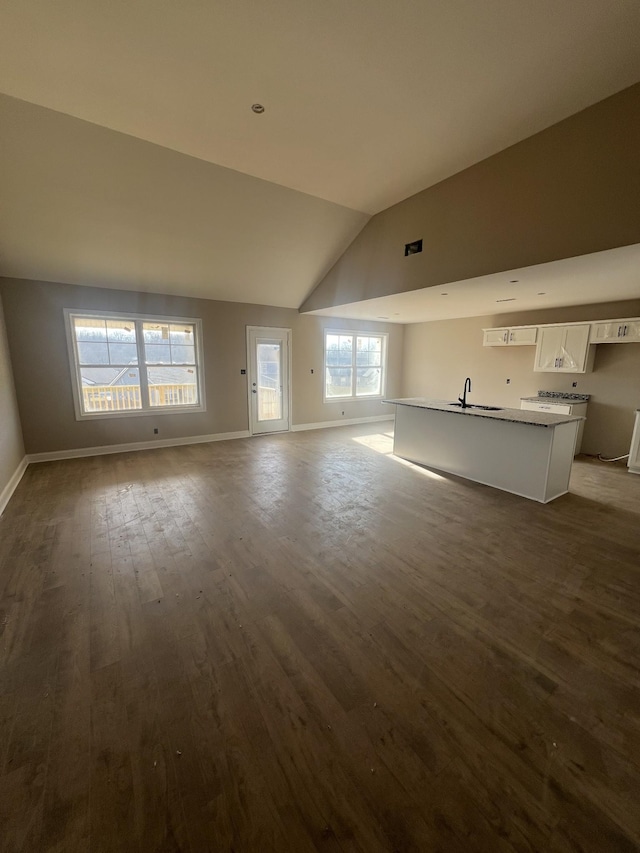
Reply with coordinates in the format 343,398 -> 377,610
1,0 -> 639,312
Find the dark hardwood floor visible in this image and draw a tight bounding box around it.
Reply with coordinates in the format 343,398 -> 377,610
1,422 -> 639,852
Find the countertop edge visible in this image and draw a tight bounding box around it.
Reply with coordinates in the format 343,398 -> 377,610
383,398 -> 585,428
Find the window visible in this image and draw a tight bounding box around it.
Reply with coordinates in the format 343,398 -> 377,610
65,310 -> 205,419
324,330 -> 387,401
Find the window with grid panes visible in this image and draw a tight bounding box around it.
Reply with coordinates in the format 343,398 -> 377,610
65,310 -> 205,418
324,330 -> 387,401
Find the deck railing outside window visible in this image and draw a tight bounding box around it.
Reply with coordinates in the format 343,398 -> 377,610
82,383 -> 198,412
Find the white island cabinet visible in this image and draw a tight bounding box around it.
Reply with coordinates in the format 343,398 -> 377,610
520,397 -> 588,455
385,398 -> 584,503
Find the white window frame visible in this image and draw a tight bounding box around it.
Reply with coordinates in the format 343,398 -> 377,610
323,329 -> 388,403
64,309 -> 206,420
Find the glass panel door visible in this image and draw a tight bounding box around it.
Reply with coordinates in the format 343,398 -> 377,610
247,327 -> 291,434
256,341 -> 283,422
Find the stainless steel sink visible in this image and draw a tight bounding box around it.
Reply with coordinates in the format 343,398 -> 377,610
448,403 -> 503,411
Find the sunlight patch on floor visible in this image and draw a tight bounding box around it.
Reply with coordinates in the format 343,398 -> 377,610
351,432 -> 447,481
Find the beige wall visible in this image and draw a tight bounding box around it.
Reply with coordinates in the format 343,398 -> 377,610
0,293 -> 25,501
0,278 -> 402,455
402,299 -> 640,458
302,83 -> 640,312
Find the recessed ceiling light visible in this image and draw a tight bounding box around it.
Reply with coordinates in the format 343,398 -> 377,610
251,103 -> 265,114
537,292 -> 546,295
509,279 -> 519,283
496,297 -> 516,303
441,292 -> 448,296
377,315 -> 389,319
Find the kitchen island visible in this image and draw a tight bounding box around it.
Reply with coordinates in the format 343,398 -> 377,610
384,397 -> 585,503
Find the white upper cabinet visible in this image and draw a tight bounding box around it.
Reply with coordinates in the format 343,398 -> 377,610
483,316 -> 638,365
508,326 -> 538,345
483,326 -> 537,346
534,324 -> 593,373
590,318 -> 640,343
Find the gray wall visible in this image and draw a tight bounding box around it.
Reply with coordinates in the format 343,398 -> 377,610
0,293 -> 25,502
0,278 -> 402,455
3,276 -> 637,461
302,83 -> 640,312
403,299 -> 640,458
0,93 -> 369,307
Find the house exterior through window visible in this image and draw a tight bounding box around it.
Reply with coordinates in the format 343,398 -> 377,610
324,330 -> 387,401
64,310 -> 205,419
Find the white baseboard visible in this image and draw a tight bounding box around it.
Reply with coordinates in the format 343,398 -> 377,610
291,415 -> 394,432
0,456 -> 29,517
22,417 -> 394,468
26,430 -> 251,464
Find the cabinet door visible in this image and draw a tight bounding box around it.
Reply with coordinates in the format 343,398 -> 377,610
534,327 -> 564,371
508,327 -> 537,345
559,325 -> 591,371
534,325 -> 591,372
521,401 -> 571,414
591,320 -> 640,342
483,328 -> 508,346
621,320 -> 640,341
591,322 -> 619,342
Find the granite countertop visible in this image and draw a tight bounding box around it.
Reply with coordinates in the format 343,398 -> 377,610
520,390 -> 590,402
384,398 -> 586,428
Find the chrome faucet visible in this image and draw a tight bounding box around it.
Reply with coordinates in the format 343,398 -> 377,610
458,377 -> 472,408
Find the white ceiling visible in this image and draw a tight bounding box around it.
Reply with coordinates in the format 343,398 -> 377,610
308,244 -> 640,324
1,0 -> 639,214
0,0 -> 639,313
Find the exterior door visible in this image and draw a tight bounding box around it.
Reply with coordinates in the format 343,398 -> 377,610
247,327 -> 291,434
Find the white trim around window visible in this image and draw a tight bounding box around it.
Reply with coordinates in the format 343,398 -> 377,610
64,309 -> 206,420
323,329 -> 388,403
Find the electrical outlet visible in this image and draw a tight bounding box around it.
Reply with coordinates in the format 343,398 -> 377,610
341,411 -> 345,416
310,368 -> 314,374
506,378 -> 511,384
153,428 -> 159,434
572,381 -> 578,387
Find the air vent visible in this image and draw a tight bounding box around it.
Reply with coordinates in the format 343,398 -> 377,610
404,239 -> 423,257
496,297 -> 516,303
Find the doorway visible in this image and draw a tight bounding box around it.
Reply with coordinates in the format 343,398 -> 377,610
246,326 -> 291,434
